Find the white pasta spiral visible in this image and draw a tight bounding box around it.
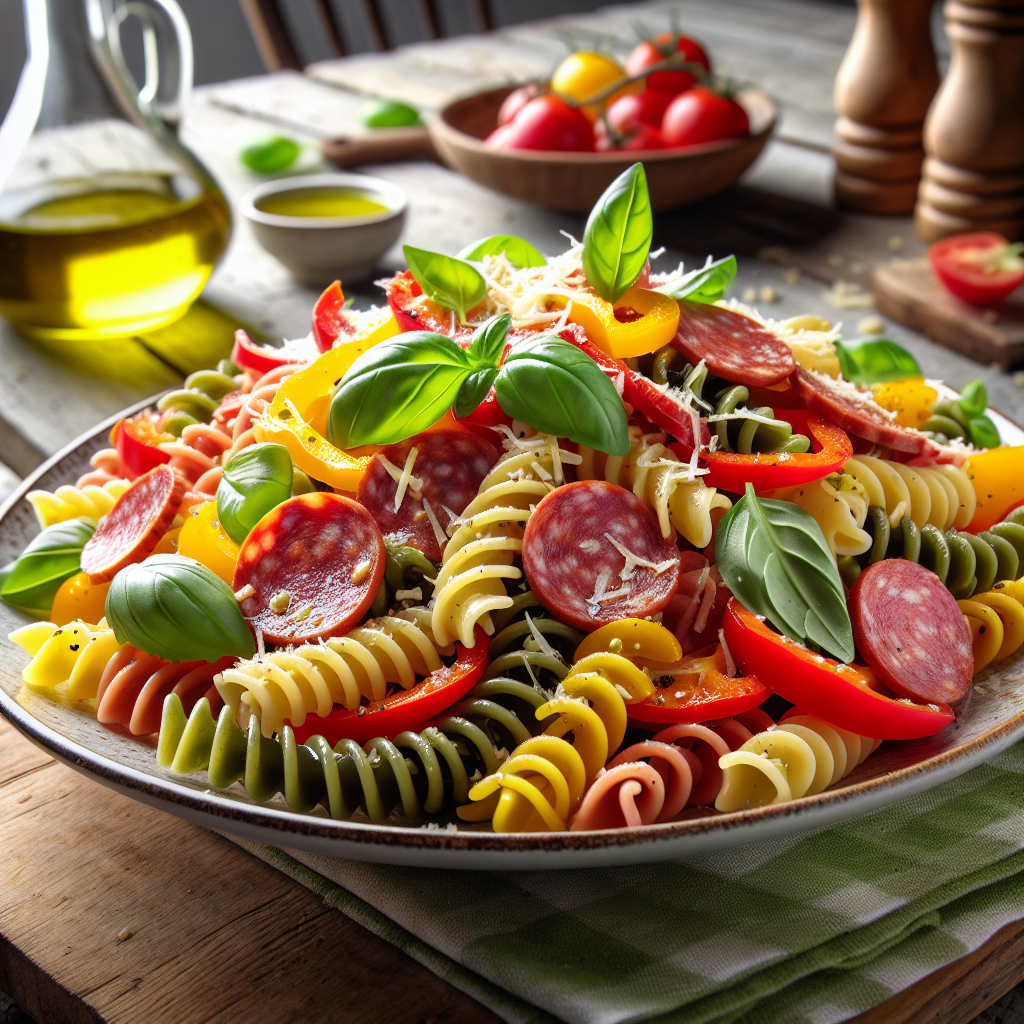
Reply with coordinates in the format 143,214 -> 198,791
215,614 -> 444,737
842,455 -> 976,531
26,480 -> 130,528
773,474 -> 873,557
431,436 -> 576,648
578,428 -> 731,548
715,713 -> 882,811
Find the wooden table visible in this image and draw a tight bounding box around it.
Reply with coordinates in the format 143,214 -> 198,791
1,3 -> 1022,1021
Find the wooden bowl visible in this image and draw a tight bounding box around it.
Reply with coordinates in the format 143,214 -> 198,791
429,87 -> 778,213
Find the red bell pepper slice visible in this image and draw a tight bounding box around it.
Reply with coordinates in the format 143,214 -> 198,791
312,280 -> 360,353
111,412 -> 172,480
289,628 -> 490,745
721,599 -> 955,740
559,329 -> 709,449
230,329 -> 297,375
675,409 -> 853,493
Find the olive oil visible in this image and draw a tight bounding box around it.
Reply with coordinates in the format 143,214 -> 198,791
0,176 -> 231,340
255,188 -> 389,219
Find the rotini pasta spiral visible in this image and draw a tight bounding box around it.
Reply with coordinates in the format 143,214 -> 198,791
157,366 -> 243,435
716,713 -> 882,811
9,619 -> 119,700
26,479 -> 130,528
841,455 -> 976,532
958,576 -> 1024,674
577,427 -> 732,548
369,541 -> 438,617
774,474 -> 872,557
839,506 -> 1024,598
216,613 -> 446,737
431,435 -> 576,648
708,385 -> 811,455
157,678 -> 548,821
76,447 -> 127,488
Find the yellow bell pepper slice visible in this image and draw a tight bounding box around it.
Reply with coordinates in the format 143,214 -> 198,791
50,571 -> 111,626
178,501 -> 240,584
254,315 -> 401,492
563,286 -> 680,359
871,377 -> 938,430
967,446 -> 1024,532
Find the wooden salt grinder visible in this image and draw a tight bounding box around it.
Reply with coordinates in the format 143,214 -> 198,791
916,0 -> 1024,242
834,0 -> 940,215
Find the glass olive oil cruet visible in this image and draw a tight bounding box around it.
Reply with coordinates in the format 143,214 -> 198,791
0,0 -> 231,340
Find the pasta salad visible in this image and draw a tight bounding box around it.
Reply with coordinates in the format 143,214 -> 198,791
5,163 -> 1024,834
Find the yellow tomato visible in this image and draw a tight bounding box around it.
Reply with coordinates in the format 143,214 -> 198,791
871,377 -> 938,430
550,52 -> 636,119
178,501 -> 240,584
50,572 -> 110,627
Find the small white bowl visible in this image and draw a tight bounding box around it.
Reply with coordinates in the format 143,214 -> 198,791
240,172 -> 407,287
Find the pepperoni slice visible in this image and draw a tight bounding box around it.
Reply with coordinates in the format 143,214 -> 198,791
233,493 -> 385,644
849,559 -> 974,705
792,367 -> 929,454
357,430 -> 500,562
81,465 -> 186,583
672,301 -> 795,387
522,481 -> 681,631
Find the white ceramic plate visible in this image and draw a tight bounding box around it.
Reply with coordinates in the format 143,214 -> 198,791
2,403 -> 1023,869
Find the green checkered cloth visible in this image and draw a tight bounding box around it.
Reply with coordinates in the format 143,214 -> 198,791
229,741 -> 1024,1024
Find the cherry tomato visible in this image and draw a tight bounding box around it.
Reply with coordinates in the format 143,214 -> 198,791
595,122 -> 665,152
486,96 -> 594,152
626,33 -> 711,98
50,571 -> 110,626
662,88 -> 749,147
178,500 -> 240,584
606,89 -> 671,133
112,412 -> 172,480
549,52 -> 635,120
290,628 -> 490,745
498,84 -> 539,126
722,600 -> 955,740
928,232 -> 1024,307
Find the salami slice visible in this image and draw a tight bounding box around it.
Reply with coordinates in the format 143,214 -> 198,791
233,493 -> 386,644
357,430 -> 500,562
849,559 -> 973,705
672,301 -> 795,387
793,367 -> 929,455
522,481 -> 681,631
81,464 -> 186,583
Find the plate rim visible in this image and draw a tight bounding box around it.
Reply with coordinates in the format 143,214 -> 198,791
2,401 -> 1023,869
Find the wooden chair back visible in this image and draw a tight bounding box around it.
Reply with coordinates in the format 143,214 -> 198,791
240,0 -> 492,70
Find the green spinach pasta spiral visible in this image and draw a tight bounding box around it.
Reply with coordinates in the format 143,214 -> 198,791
838,506 -> 1024,598
156,674 -> 551,821
158,361 -> 243,436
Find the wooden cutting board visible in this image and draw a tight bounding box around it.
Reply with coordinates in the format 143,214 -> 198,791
873,258 -> 1024,370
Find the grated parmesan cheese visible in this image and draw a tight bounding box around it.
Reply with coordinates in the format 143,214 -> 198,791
719,628 -> 737,677
375,447 -> 423,513
603,532 -> 680,581
585,570 -> 631,617
421,497 -> 448,552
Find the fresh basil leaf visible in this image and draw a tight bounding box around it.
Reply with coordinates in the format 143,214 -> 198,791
455,368 -> 499,418
968,414 -> 1001,449
240,135 -> 301,174
217,443 -> 294,545
105,554 -> 255,663
361,99 -> 423,128
0,518 -> 95,613
494,336 -> 629,455
715,484 -> 855,663
653,255 -> 737,303
467,313 -> 511,369
403,245 -> 486,325
328,332 -> 472,448
834,337 -> 921,386
958,379 -> 988,419
582,162 -> 653,303
459,234 -> 547,269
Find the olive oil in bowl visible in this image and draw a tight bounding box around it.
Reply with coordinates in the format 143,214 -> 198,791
0,175 -> 231,341
254,188 -> 390,220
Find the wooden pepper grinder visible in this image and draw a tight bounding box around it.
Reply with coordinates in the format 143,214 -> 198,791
834,0 -> 940,215
916,0 -> 1024,241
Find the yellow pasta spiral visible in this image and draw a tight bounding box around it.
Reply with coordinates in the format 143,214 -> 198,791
842,455 -> 976,531
577,428 -> 731,548
26,480 -> 130,528
215,613 -> 444,737
958,577 -> 1024,674
773,474 -> 873,557
467,666 -> 653,832
715,714 -> 882,811
431,437 -> 575,648
9,619 -> 120,700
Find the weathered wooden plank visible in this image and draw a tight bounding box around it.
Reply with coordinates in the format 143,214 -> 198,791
0,718 -> 501,1024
